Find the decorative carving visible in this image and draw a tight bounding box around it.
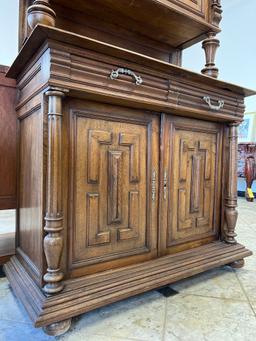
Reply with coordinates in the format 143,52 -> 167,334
190,155 -> 201,213
211,0 -> 222,27
119,133 -> 140,182
224,123 -> 239,244
72,118 -> 149,260
110,68 -> 143,85
88,130 -> 112,183
201,32 -> 220,78
43,88 -> 67,295
108,151 -> 123,224
118,191 -> 139,240
87,193 -> 110,245
170,130 -> 217,242
27,0 -> 56,30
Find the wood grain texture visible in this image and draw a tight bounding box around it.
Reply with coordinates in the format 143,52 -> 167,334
19,0 -> 219,55
18,107 -> 44,284
68,100 -> 159,275
0,66 -> 17,209
159,115 -> 222,255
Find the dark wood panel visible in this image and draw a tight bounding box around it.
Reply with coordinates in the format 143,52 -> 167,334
0,66 -> 17,210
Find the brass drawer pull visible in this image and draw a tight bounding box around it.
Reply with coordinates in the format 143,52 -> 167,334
203,96 -> 224,111
110,68 -> 143,85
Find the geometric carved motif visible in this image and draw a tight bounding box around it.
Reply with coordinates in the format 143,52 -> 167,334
169,128 -> 217,244
72,112 -> 152,268
87,130 -> 140,246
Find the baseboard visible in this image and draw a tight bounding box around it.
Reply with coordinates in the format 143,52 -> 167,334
4,241 -> 252,328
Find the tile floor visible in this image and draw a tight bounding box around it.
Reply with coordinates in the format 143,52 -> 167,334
0,198 -> 256,341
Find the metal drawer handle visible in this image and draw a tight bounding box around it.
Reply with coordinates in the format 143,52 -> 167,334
203,96 -> 224,111
110,68 -> 143,85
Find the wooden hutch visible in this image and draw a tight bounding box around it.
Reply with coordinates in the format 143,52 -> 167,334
4,0 -> 255,336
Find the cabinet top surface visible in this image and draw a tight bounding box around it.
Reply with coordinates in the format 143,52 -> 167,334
8,25 -> 255,97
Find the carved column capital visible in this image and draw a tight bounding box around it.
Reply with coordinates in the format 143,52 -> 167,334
211,0 -> 222,27
27,0 -> 56,30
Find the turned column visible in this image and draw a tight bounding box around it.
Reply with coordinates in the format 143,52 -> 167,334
43,89 -> 67,295
201,32 -> 220,78
27,0 -> 56,30
201,1 -> 222,78
224,123 -> 239,244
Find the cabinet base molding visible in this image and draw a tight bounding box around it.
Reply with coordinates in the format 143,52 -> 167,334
4,241 -> 252,333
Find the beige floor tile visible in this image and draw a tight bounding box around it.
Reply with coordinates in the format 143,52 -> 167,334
235,268 -> 256,303
164,294 -> 256,341
172,267 -> 247,300
58,291 -> 165,341
0,319 -> 54,341
0,288 -> 30,323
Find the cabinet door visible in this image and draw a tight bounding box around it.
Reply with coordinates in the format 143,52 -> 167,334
159,115 -> 222,255
69,101 -> 159,275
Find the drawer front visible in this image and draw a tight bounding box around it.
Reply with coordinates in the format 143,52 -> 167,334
160,115 -> 222,254
68,100 -> 159,274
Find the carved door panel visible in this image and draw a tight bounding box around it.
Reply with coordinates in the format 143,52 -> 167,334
69,102 -> 159,274
159,115 -> 222,255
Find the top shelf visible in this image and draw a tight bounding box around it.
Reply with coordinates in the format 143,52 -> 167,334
51,0 -> 220,48
20,0 -> 222,63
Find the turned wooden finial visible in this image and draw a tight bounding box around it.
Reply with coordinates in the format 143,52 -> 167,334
27,0 -> 56,30
201,32 -> 220,78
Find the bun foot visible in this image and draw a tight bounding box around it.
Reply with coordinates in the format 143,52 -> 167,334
43,318 -> 72,336
228,259 -> 245,269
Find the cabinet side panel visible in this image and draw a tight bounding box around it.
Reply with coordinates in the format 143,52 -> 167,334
0,67 -> 17,209
18,109 -> 44,282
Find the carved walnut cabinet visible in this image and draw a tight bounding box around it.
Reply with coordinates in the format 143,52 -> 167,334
4,0 -> 255,336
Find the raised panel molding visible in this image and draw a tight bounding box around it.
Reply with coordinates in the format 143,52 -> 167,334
119,133 -> 140,183
70,107 -> 158,269
87,193 -> 110,246
163,117 -> 221,249
88,129 -> 112,183
108,150 -> 123,224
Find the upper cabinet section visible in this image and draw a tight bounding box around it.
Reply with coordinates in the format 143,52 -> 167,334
19,0 -> 222,63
